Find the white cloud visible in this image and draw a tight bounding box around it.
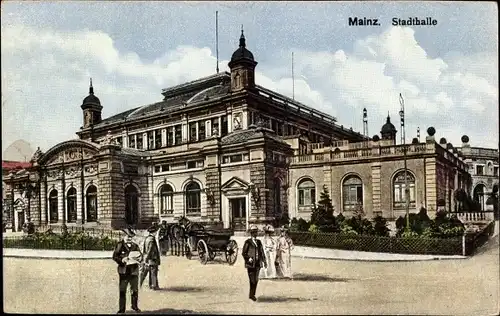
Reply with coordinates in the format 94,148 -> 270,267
1,23 -> 498,153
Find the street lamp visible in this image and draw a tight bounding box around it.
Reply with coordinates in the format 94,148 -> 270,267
399,94 -> 410,232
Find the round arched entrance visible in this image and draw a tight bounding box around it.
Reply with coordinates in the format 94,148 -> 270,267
473,184 -> 486,211
124,185 -> 139,226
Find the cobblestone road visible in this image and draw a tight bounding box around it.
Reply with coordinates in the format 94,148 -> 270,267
3,236 -> 499,315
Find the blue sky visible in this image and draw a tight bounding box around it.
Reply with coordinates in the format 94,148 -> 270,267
1,1 -> 498,156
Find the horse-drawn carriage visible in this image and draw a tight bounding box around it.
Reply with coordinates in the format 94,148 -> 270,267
159,216 -> 239,265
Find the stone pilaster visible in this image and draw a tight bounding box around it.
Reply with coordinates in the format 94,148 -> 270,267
249,163 -> 267,219
40,180 -> 47,225
205,167 -> 221,220
425,157 -> 437,217
371,163 -> 382,218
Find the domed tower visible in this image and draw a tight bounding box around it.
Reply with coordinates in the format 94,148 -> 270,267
380,114 -> 397,144
228,27 -> 258,92
81,78 -> 102,128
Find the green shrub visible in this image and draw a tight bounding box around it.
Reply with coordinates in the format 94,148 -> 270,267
290,218 -> 310,232
373,216 -> 390,237
308,224 -> 320,233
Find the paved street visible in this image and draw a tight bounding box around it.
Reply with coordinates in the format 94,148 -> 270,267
3,235 -> 499,315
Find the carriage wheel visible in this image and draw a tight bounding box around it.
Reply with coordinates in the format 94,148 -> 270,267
209,251 -> 216,261
225,240 -> 238,265
197,239 -> 209,265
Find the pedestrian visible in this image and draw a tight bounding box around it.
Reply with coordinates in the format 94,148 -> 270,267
276,226 -> 294,279
157,221 -> 169,256
242,225 -> 267,301
140,225 -> 161,290
112,227 -> 142,314
259,225 -> 277,279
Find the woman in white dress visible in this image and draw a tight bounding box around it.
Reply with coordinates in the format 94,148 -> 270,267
259,225 -> 277,279
276,226 -> 294,279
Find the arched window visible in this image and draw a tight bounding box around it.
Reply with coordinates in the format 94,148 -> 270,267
342,175 -> 363,212
185,182 -> 201,215
86,185 -> 98,222
159,184 -> 174,215
393,171 -> 416,209
49,190 -> 58,223
66,187 -> 77,223
297,179 -> 315,207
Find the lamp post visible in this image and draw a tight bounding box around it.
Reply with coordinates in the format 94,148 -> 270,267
399,94 -> 410,232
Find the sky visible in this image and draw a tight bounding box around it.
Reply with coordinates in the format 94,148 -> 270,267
1,1 -> 498,156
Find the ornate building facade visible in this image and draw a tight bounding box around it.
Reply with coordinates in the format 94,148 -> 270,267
3,31 -> 478,231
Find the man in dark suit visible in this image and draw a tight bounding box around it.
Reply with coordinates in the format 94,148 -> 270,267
242,225 -> 267,301
140,225 -> 161,290
113,228 -> 143,314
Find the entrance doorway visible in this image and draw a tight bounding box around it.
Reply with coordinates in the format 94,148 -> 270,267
17,211 -> 25,232
230,197 -> 246,231
124,185 -> 139,226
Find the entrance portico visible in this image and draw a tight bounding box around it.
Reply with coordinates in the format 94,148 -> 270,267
221,177 -> 251,231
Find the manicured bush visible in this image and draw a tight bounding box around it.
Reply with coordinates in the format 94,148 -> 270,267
373,215 -> 390,237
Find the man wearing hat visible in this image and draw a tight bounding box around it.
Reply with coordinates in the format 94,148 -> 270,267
140,225 -> 161,290
242,225 -> 267,301
112,228 -> 143,313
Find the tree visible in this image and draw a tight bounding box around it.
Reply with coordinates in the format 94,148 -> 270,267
310,185 -> 338,232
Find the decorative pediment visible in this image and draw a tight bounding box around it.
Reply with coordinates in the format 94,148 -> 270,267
221,176 -> 250,192
40,140 -> 99,166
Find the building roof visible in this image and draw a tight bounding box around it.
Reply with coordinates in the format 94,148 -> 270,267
2,161 -> 32,170
381,115 -> 397,135
221,125 -> 287,145
92,72 -> 231,129
230,30 -> 255,63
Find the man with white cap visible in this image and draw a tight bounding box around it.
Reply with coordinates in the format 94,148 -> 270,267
113,227 -> 143,313
242,224 -> 267,301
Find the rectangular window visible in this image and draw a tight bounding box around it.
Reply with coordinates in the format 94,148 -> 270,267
187,161 -> 197,169
189,122 -> 197,142
198,122 -> 206,141
167,127 -> 174,146
154,166 -> 161,173
298,190 -> 304,206
494,167 -> 499,177
174,125 -> 182,144
476,165 -> 484,175
161,164 -> 170,172
116,137 -> 123,147
137,134 -> 143,150
230,154 -> 243,163
272,120 -> 278,133
128,135 -> 136,149
155,130 -> 162,148
211,118 -> 219,137
221,116 -> 228,136
148,131 -> 154,150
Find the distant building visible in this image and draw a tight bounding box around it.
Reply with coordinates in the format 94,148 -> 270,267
1,31 -> 488,232
2,160 -> 33,231
458,135 -> 499,211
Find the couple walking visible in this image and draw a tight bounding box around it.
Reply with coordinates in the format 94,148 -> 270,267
242,224 -> 294,302
112,225 -> 161,314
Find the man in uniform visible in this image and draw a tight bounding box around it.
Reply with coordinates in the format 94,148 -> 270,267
140,225 -> 161,290
242,225 -> 267,301
113,227 -> 142,313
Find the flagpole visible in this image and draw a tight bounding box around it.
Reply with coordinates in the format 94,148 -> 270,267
399,93 -> 410,232
292,52 -> 295,100
216,11 -> 219,74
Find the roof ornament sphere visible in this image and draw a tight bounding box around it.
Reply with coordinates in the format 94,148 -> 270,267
446,143 -> 454,150
427,127 -> 436,136
461,135 -> 469,143
372,135 -> 380,142
439,137 -> 447,144
412,137 -> 419,144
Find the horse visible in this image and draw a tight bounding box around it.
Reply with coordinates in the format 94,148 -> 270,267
169,216 -> 204,256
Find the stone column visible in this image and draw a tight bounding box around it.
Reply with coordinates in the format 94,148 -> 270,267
161,128 -> 167,147
40,179 -> 47,225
